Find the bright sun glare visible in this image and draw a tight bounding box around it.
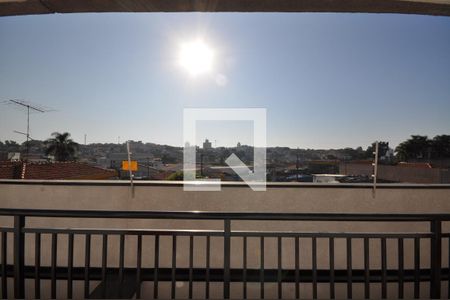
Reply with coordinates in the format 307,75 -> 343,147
178,39 -> 214,77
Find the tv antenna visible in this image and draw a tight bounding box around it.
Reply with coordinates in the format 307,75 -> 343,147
3,99 -> 55,161
13,130 -> 35,140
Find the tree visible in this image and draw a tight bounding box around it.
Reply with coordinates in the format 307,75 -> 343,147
395,135 -> 431,161
166,171 -> 183,180
395,146 -> 409,162
21,139 -> 45,154
4,140 -> 20,152
45,132 -> 78,161
431,135 -> 450,159
366,141 -> 390,159
340,147 -> 366,160
161,153 -> 177,164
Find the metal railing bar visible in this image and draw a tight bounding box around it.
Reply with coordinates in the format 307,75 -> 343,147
430,220 -> 442,299
67,233 -> 74,299
231,232 -> 434,238
277,236 -> 282,299
206,236 -> 210,299
23,228 -> 225,236
153,235 -> 159,299
1,232 -> 7,299
295,236 -> 300,299
223,219 -> 231,299
171,236 -> 176,299
13,216 -> 25,299
84,233 -> 91,299
101,234 -> 108,298
414,237 -> 420,299
364,237 -> 370,299
398,238 -> 404,299
3,208 -> 450,221
312,237 -> 318,299
118,234 -> 125,284
347,237 -> 352,299
189,235 -> 194,299
21,228 -> 436,238
329,237 -> 335,299
3,265 -> 448,282
381,237 -> 387,299
51,233 -> 57,299
260,236 -> 264,299
242,236 -> 247,299
136,234 -> 142,299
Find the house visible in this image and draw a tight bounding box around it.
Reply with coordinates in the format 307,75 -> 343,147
340,160 -> 450,183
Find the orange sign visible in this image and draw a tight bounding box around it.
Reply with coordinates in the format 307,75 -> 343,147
122,160 -> 138,171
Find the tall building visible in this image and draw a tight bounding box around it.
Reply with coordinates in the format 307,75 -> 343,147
203,139 -> 212,149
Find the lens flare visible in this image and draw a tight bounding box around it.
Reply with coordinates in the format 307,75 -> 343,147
178,39 -> 214,77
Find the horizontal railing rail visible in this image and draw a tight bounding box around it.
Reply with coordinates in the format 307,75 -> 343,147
0,208 -> 449,299
2,208 -> 450,221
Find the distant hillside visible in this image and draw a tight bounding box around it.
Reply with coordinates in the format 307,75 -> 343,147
1,139 -> 374,164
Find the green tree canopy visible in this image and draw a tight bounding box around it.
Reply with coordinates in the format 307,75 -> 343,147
366,141 -> 390,159
4,140 -> 20,152
395,135 -> 431,161
431,135 -> 450,158
45,132 -> 78,161
166,171 -> 183,180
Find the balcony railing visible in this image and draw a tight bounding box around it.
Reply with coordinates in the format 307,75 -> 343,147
0,208 -> 449,299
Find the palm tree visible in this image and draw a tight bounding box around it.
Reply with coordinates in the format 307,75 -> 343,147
45,132 -> 78,161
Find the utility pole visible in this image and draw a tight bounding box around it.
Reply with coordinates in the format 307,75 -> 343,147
296,147 -> 300,182
126,141 -> 134,198
84,134 -> 87,145
372,141 -> 379,198
26,105 -> 29,159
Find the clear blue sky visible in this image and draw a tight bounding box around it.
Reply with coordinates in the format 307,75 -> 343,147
1,12 -> 449,149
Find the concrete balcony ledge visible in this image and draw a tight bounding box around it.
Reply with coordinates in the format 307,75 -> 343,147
1,178 -> 450,215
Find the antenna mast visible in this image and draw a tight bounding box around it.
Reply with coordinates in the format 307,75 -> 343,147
4,99 -> 53,161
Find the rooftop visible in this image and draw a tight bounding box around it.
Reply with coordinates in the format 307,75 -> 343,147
0,161 -> 117,180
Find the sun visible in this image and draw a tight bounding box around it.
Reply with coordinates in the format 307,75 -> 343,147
178,39 -> 214,77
